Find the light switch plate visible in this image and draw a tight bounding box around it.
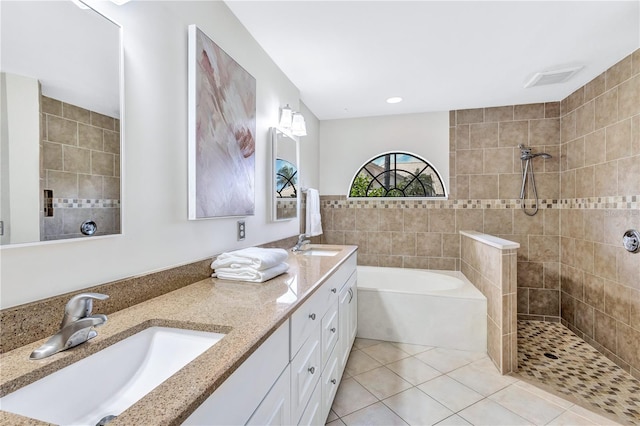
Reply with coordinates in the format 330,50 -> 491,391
237,221 -> 246,241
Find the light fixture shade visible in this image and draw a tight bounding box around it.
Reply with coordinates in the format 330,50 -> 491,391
279,105 -> 293,129
291,113 -> 307,136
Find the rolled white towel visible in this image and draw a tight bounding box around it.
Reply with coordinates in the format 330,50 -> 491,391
211,247 -> 289,271
212,262 -> 289,283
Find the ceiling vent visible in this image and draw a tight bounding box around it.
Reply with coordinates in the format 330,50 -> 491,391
524,66 -> 583,88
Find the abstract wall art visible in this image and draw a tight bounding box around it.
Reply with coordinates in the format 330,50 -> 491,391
188,25 -> 256,219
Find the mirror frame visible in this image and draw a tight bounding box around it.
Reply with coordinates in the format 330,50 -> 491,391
271,127 -> 300,222
0,2 -> 124,248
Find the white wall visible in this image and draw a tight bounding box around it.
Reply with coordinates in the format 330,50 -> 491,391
298,101 -> 320,191
318,112 -> 449,195
0,1 -> 304,308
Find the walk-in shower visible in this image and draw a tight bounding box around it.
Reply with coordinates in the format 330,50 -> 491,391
518,144 -> 552,216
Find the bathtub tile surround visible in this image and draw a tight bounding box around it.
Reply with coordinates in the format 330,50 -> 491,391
559,48 -> 640,380
460,231 -> 518,375
41,95 -> 121,240
329,340 -> 620,426
518,320 -> 640,425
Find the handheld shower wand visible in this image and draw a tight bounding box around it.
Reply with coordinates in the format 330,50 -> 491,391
518,145 -> 552,216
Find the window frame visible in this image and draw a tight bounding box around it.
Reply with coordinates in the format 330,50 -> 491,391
347,150 -> 448,200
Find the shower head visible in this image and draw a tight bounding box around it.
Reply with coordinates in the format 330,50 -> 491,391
532,152 -> 552,159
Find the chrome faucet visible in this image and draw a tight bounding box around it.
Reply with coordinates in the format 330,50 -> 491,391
30,293 -> 109,360
291,233 -> 311,252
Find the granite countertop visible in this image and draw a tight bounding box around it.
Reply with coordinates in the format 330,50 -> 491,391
0,244 -> 357,426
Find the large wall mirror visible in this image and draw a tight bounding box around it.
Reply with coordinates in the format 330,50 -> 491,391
271,128 -> 299,221
0,1 -> 122,245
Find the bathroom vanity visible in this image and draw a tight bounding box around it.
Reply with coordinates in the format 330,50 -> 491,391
0,245 -> 357,425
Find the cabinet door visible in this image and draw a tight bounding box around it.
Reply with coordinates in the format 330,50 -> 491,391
348,274 -> 358,344
247,366 -> 291,426
321,301 -> 339,368
298,380 -> 322,426
321,349 -> 340,422
291,326 -> 322,423
338,272 -> 357,373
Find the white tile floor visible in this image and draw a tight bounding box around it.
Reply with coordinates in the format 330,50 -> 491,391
327,339 -> 622,426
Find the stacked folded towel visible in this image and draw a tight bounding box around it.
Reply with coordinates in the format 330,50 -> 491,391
211,247 -> 289,283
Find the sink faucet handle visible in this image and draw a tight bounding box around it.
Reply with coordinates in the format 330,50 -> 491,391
62,293 -> 109,327
298,233 -> 309,243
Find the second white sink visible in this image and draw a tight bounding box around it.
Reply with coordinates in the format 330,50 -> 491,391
0,326 -> 225,425
302,249 -> 340,256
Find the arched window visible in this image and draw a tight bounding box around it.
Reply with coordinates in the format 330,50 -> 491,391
349,152 -> 446,198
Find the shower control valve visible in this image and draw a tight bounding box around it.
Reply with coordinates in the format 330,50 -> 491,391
622,229 -> 640,253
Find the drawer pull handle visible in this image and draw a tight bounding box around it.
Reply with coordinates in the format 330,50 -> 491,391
331,379 -> 337,384
309,313 -> 316,320
331,327 -> 336,333
331,288 -> 337,293
308,366 -> 316,374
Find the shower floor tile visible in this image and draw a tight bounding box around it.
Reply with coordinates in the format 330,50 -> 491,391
517,320 -> 640,425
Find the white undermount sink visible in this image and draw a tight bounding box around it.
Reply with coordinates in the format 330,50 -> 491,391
301,248 -> 340,257
0,326 -> 225,425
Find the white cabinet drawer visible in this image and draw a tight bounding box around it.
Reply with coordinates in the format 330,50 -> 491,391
290,288 -> 324,359
291,326 -> 322,423
298,379 -> 322,426
321,301 -> 339,369
247,365 -> 291,426
321,349 -> 341,422
316,255 -> 357,310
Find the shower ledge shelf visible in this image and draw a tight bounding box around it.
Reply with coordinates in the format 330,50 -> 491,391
460,230 -> 520,250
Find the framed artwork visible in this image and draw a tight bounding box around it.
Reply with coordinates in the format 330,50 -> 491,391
188,25 -> 256,219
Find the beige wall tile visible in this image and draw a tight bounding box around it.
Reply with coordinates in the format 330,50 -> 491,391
91,111 -> 115,130
499,121 -> 528,147
574,166 -> 594,198
62,103 -> 90,124
47,115 -> 78,145
543,209 -> 560,236
633,49 -> 640,76
561,292 -> 576,324
483,148 -> 514,174
604,281 -> 631,323
42,96 -> 62,115
368,231 -> 392,255
594,89 -> 618,130
543,262 -> 560,290
498,174 -> 520,199
470,122 -> 499,149
345,231 -> 368,254
483,209 -> 513,235
630,289 -> 640,330
582,209 -> 604,243
616,323 -> 639,368
78,124 -> 104,151
469,175 -> 498,199
575,101 -> 595,137
457,108 -> 484,124
456,149 -> 484,174
617,248 -> 640,290
574,239 -> 594,274
529,119 -> 560,146
560,236 -> 575,267
518,288 -> 529,314
333,208 -> 356,230
517,261 -> 544,288
514,103 -> 545,120
594,310 -> 617,353
46,170 -> 78,198
593,243 -> 617,281
535,172 -> 560,200
542,145 -> 560,173
379,209 -> 403,231
63,146 -> 91,174
583,273 -> 604,311
485,106 -> 514,122
529,289 -> 560,317
429,209 -> 455,233
567,138 -> 585,170
403,256 -> 430,269
606,118 -> 632,161
356,208 -> 379,231
358,254 -> 378,266
428,257 -> 457,271
513,209 -> 543,235
391,232 -> 416,256
594,161 -> 618,197
455,175 -> 469,199
378,255 -> 403,268
632,116 -> 640,156
456,124 -> 470,149
416,232 -> 442,257
103,130 -> 120,154
584,73 -> 606,103
566,87 -> 585,113
403,209 -> 428,232
324,230 -> 345,245
455,209 -> 483,233
528,235 -> 559,263
442,233 -> 460,258
618,75 -> 640,120
617,155 -> 640,195
606,54 -> 633,90
43,142 -> 63,171
575,300 -> 595,337
561,112 -> 577,144
545,102 -> 561,118
583,129 -> 606,166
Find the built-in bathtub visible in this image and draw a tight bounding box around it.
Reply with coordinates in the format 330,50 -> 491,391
356,266 -> 487,352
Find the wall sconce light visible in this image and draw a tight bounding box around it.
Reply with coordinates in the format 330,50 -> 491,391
279,104 -> 307,136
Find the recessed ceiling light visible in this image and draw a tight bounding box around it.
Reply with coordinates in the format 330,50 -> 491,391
386,97 -> 403,104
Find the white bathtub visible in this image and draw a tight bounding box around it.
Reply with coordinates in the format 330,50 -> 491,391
357,266 -> 487,352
